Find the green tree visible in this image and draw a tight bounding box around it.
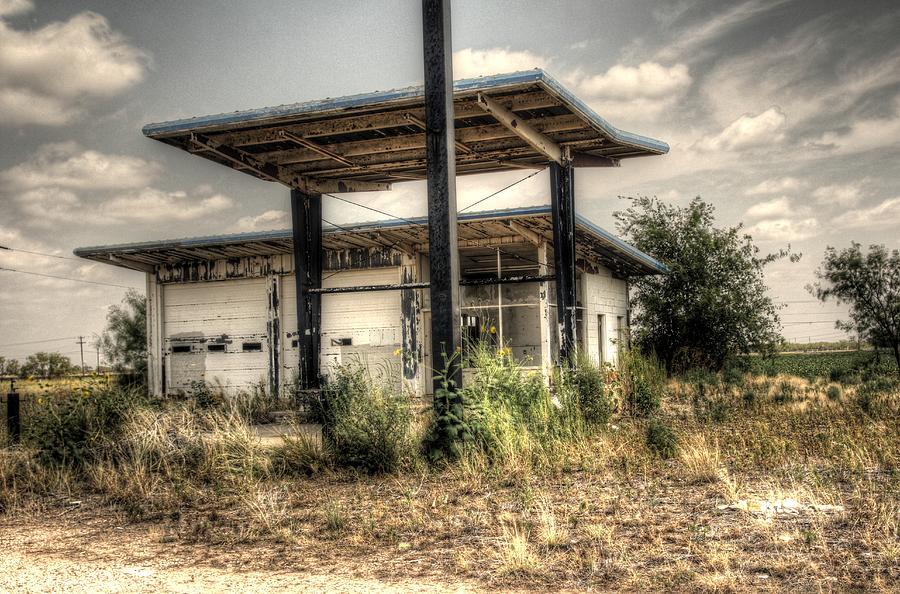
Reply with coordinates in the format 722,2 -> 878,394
99,289 -> 147,379
811,243 -> 900,376
20,352 -> 76,378
0,356 -> 21,377
615,196 -> 791,373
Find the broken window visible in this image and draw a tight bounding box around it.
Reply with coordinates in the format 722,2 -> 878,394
207,344 -> 226,353
171,345 -> 191,354
242,342 -> 262,352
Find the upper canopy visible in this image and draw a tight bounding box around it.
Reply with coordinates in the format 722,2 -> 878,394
142,70 -> 668,193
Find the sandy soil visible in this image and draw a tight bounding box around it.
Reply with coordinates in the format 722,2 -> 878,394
0,509 -> 483,594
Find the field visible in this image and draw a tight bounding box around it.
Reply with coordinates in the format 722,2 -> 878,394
1,352 -> 899,592
746,350 -> 898,380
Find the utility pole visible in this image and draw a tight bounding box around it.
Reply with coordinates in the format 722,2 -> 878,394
76,336 -> 86,376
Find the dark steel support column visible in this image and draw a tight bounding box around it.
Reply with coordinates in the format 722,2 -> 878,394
291,188 -> 322,390
550,161 -> 577,363
423,0 -> 462,394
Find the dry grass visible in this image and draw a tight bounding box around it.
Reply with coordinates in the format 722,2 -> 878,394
2,373 -> 899,591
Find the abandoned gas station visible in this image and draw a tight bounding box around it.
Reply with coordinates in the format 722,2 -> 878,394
76,204 -> 665,397
75,4 -> 668,401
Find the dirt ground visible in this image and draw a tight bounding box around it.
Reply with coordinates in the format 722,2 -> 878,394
0,508 -> 489,594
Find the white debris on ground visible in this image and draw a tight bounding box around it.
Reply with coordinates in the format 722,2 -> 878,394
716,498 -> 845,515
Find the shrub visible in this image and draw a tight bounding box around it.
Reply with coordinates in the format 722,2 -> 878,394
646,417 -> 678,459
454,342 -> 584,471
567,352 -> 614,426
688,373 -> 732,423
269,430 -> 328,477
825,385 -> 842,401
773,380 -> 797,405
25,384 -> 143,467
620,350 -> 665,417
854,377 -> 898,415
320,363 -> 414,474
112,406 -> 269,491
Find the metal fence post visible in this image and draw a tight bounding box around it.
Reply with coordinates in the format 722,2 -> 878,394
6,378 -> 20,443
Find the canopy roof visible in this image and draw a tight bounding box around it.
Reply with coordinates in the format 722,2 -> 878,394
75,206 -> 667,277
142,70 -> 668,194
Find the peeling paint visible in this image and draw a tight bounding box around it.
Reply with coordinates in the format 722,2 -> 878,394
156,248 -> 402,285
399,261 -> 420,380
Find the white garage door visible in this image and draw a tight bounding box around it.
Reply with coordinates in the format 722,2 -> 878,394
163,278 -> 268,393
281,268 -> 401,385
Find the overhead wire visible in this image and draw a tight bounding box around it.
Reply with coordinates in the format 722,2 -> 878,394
0,336 -> 78,348
320,167 -> 554,278
0,267 -> 137,289
0,245 -> 82,262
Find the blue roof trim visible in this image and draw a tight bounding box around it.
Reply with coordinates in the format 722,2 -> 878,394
574,213 -> 668,274
74,205 -> 666,274
141,70 -> 667,155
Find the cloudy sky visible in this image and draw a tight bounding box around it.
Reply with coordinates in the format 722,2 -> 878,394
1,0 -> 899,362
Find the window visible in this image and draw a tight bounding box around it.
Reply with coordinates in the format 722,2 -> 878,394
172,345 -> 191,354
331,338 -> 352,346
290,338 -> 299,349
242,342 -> 262,352
207,344 -> 226,353
616,316 -> 626,350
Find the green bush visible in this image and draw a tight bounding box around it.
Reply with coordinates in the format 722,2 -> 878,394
320,363 -> 414,474
567,352 -> 614,426
444,341 -> 584,470
646,417 -> 678,459
25,384 -> 143,467
620,349 -> 666,416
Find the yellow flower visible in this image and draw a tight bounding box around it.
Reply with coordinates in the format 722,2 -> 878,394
37,397 -> 44,406
393,348 -> 402,356
489,325 -> 497,335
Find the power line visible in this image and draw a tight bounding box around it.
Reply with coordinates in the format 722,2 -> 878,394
0,336 -> 78,348
0,245 -> 82,262
0,267 -> 137,289
321,169 -> 555,274
459,168 -> 545,213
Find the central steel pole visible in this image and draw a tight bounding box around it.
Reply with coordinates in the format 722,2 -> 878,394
422,0 -> 462,395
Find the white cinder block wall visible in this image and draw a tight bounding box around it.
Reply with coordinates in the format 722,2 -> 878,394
581,268 -> 629,366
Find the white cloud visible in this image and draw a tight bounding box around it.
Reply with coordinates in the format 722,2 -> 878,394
452,48 -> 548,79
0,0 -> 31,18
102,189 -> 233,224
812,183 -> 863,207
1,142 -> 161,190
807,100 -> 900,156
694,107 -> 786,152
745,176 -> 806,195
744,196 -> 793,220
0,6 -> 147,126
576,62 -> 691,101
13,185 -> 233,227
452,48 -> 691,125
570,61 -> 692,124
15,187 -> 81,227
746,217 -> 819,241
832,197 -> 900,229
227,209 -> 290,233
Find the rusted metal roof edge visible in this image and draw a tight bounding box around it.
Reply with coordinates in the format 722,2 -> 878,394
141,70 -> 668,156
74,205 -> 667,276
